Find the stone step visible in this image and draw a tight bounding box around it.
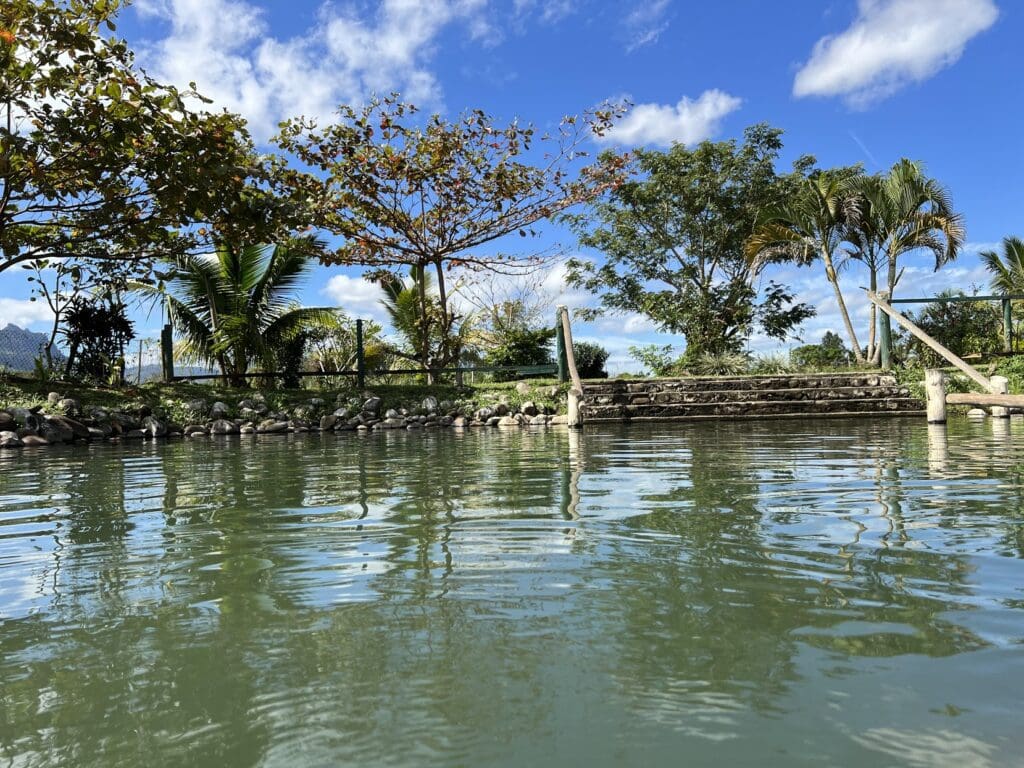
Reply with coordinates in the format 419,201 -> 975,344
584,385 -> 913,407
584,373 -> 898,395
582,397 -> 924,422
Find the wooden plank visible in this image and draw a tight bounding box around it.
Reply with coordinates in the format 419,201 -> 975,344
946,393 -> 1024,407
867,291 -> 996,393
890,294 -> 1024,304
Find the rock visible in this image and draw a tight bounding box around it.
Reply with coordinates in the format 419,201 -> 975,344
256,419 -> 289,434
310,398 -> 326,408
452,416 -> 469,428
210,401 -> 230,418
333,407 -> 351,418
240,424 -> 256,434
22,435 -> 49,447
493,403 -> 510,417
439,416 -> 454,427
0,411 -> 14,431
123,429 -> 146,439
44,414 -> 89,440
210,419 -> 239,435
166,423 -> 183,436
46,392 -> 61,406
320,415 -> 338,431
420,396 -> 439,413
384,408 -> 400,419
0,431 -> 23,448
136,405 -> 152,419
497,415 -> 519,427
515,381 -> 532,395
188,430 -> 207,438
9,407 -> 39,430
87,426 -> 109,440
185,398 -> 208,415
362,396 -> 383,415
529,414 -> 549,426
470,420 -> 485,427
486,416 -> 501,427
291,405 -> 316,421
475,407 -> 494,421
520,401 -> 538,417
406,421 -> 424,429
141,416 -> 167,437
383,417 -> 406,428
967,408 -> 987,420
16,427 -> 36,439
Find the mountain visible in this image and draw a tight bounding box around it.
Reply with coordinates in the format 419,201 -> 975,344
0,324 -> 64,373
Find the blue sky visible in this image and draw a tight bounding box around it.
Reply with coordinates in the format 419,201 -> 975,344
1,0 -> 1019,371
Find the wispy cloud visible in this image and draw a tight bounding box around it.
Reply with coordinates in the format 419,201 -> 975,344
794,0 -> 998,107
624,0 -> 671,52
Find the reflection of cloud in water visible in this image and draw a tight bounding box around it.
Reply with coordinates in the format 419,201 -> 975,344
851,728 -> 997,768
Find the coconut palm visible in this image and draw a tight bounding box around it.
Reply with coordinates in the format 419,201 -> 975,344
980,236 -> 1024,295
845,159 -> 965,362
136,240 -> 338,386
746,172 -> 865,364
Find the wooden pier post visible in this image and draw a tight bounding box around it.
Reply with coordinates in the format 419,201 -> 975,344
991,375 -> 1010,418
925,369 -> 947,424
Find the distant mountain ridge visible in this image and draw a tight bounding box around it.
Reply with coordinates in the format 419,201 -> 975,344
0,324 -> 64,372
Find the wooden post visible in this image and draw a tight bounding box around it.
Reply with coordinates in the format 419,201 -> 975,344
1003,299 -> 1013,353
355,319 -> 366,390
160,323 -> 174,382
925,369 -> 947,424
555,311 -> 568,383
991,375 -> 1010,418
879,292 -> 893,370
927,423 -> 948,476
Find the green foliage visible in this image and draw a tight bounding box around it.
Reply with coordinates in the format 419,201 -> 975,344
994,355 -> 1024,394
790,331 -> 853,370
572,341 -> 609,379
63,298 -> 134,384
749,353 -> 795,374
689,351 -> 750,376
628,344 -> 680,377
0,0 -> 281,279
484,327 -> 555,381
567,124 -> 815,358
980,236 -> 1024,295
900,291 -> 1003,366
133,241 -> 338,387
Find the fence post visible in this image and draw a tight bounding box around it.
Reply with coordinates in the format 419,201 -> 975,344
925,368 -> 947,424
991,375 -> 1010,418
1003,298 -> 1013,353
555,311 -> 568,383
355,318 -> 366,390
160,323 -> 174,382
879,306 -> 892,371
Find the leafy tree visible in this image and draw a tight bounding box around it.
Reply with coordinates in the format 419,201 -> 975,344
573,341 -> 609,379
980,236 -> 1024,294
484,327 -> 555,381
63,297 -> 134,384
901,290 -> 1003,366
566,124 -> 814,361
0,0 -> 286,278
790,331 -> 853,370
629,344 -> 679,377
133,241 -> 338,387
747,170 -> 864,363
275,95 -> 628,372
846,160 -> 964,362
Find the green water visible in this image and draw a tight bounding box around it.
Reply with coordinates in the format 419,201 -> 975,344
1,419 -> 1023,767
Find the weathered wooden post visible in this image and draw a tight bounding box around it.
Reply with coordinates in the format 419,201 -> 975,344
1003,299 -> 1013,354
557,305 -> 583,429
160,323 -> 174,383
555,311 -> 568,384
927,423 -> 948,476
991,375 -> 1010,418
355,319 -> 366,390
925,369 -> 946,424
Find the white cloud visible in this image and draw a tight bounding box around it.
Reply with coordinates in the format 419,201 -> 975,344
322,273 -> 388,323
599,90 -> 742,147
135,0 -> 491,139
0,298 -> 55,330
793,0 -> 998,106
624,0 -> 671,52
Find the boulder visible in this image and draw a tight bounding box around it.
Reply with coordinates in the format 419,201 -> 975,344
475,407 -> 494,421
529,414 -> 549,426
384,408 -> 401,420
452,416 -> 469,428
0,411 -> 14,431
967,408 -> 987,420
362,396 -> 383,415
185,398 -> 208,415
549,414 -> 568,425
57,398 -> 80,415
493,403 -> 509,417
0,431 -> 23,448
406,421 -> 424,429
257,419 -> 289,434
47,392 -> 61,406
320,414 -> 338,431
383,417 -> 406,428
497,415 -> 519,427
520,401 -> 539,417
515,381 -> 532,395
210,419 -> 239,435
22,435 -> 49,447
123,429 -> 146,439
240,424 -> 256,435
87,426 -> 109,440
44,414 -> 89,440
210,401 -> 230,418
420,396 -> 439,413
9,407 -> 39,430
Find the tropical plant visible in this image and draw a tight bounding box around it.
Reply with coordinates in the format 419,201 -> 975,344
62,297 -> 135,384
568,124 -> 815,359
134,241 -> 338,387
846,159 -> 965,362
573,341 -> 609,379
484,327 -> 555,381
689,351 -> 750,376
900,290 -> 1002,366
790,331 -> 853,370
749,353 -> 795,374
628,344 -> 680,377
980,236 -> 1024,295
747,170 -> 865,363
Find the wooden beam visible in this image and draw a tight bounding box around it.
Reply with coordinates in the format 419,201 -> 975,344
867,291 -> 996,393
946,393 -> 1024,408
890,294 -> 1024,304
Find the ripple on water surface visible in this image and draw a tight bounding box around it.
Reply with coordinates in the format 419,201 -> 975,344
1,419 -> 1023,767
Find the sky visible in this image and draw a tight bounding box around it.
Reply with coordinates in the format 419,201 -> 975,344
1,0 -> 1020,372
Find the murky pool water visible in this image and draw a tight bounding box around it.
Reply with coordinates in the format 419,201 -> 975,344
1,418 -> 1022,767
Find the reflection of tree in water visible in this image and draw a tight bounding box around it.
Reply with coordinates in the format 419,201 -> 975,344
587,420 -> 986,732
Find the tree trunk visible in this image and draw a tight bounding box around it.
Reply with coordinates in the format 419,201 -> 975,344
823,252 -> 864,364
414,263 -> 433,384
433,258 -> 455,370
866,267 -> 878,363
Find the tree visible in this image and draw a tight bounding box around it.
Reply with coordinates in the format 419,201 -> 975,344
566,124 -> 814,361
790,331 -> 853,370
846,160 -> 964,362
902,290 -> 1002,366
573,341 -> 609,378
747,171 -> 865,363
980,236 -> 1024,295
0,0 -> 277,278
275,95 -> 629,373
133,241 -> 338,387
62,296 -> 134,384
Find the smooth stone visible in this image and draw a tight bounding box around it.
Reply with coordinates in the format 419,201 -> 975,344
123,429 -> 146,439
362,397 -> 383,415
0,412 -> 14,431
406,421 -> 424,429
210,401 -> 230,417
520,401 -> 538,417
967,408 -> 987,419
529,414 -> 549,425
452,416 -> 469,428
188,430 -> 207,438
210,419 -> 239,435
44,414 -> 89,440
549,415 -> 568,425
493,403 -> 509,417
21,435 -> 49,447
515,381 -> 532,395
57,398 -> 80,414
497,415 -> 519,427
141,416 -> 166,437
384,408 -> 400,419
47,392 -> 61,405
420,396 -> 438,413
256,420 -> 289,434
0,431 -> 23,448
240,425 -> 256,434
320,415 -> 338,431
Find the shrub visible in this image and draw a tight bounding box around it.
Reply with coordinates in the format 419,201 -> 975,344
628,344 -> 679,377
749,353 -> 794,374
573,341 -> 609,379
484,327 -> 555,381
790,331 -> 853,370
63,298 -> 135,384
689,351 -> 750,376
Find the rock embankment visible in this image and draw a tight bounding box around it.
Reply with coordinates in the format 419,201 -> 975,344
0,390 -> 567,450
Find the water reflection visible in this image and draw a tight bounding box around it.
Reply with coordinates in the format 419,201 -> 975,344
1,419 -> 1023,766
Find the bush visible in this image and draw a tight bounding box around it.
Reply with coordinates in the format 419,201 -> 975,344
689,351 -> 750,376
573,341 -> 609,379
628,344 -> 680,377
63,298 -> 135,384
904,292 -> 1003,365
790,331 -> 853,370
484,327 -> 555,381
749,353 -> 794,374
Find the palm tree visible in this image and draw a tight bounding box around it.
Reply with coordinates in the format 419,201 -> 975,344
747,173 -> 865,364
980,236 -> 1024,294
845,160 -> 964,363
136,240 -> 338,386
